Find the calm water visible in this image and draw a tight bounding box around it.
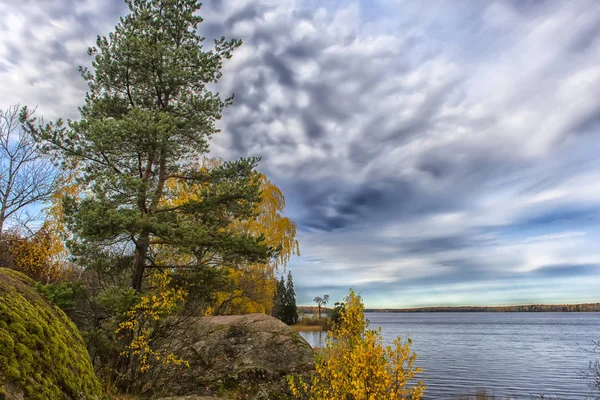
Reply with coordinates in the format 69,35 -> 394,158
299,312 -> 600,399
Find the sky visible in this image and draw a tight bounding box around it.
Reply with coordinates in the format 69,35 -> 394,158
1,0 -> 600,308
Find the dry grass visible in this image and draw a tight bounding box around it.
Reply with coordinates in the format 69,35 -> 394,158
291,324 -> 324,331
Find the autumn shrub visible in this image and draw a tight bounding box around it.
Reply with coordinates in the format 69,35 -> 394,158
116,271 -> 189,377
288,289 -> 426,400
0,226 -> 67,283
581,340 -> 600,399
328,300 -> 346,329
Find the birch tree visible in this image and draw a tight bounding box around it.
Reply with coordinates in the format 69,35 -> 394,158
0,105 -> 56,237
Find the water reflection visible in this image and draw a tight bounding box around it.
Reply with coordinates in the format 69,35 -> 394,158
299,329 -> 326,348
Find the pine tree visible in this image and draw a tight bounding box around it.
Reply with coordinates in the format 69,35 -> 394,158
30,0 -> 275,293
272,275 -> 286,320
283,271 -> 298,325
27,2 -> 279,386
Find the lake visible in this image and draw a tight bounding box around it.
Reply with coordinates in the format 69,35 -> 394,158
299,312 -> 600,399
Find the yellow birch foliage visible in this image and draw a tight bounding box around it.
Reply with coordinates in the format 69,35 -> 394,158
163,158 -> 299,315
43,174 -> 80,245
117,271 -> 189,373
213,173 -> 299,314
214,263 -> 276,315
288,289 -> 426,400
24,173 -> 82,282
230,172 -> 299,268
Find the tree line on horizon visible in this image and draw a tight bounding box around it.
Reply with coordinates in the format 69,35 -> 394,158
366,302 -> 600,313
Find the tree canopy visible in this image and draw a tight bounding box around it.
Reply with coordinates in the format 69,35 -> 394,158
313,294 -> 329,319
29,0 -> 275,293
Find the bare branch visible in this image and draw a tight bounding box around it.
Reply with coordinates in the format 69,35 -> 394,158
0,105 -> 58,236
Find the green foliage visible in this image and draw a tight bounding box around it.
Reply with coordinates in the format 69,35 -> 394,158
0,268 -> 103,400
273,272 -> 298,325
329,301 -> 346,328
273,275 -> 286,320
285,271 -> 299,325
35,281 -> 83,311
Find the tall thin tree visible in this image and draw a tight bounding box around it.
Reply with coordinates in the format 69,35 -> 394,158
284,271 -> 298,325
313,294 -> 329,319
273,275 -> 286,320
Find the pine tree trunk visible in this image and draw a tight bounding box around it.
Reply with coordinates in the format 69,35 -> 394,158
131,232 -> 149,292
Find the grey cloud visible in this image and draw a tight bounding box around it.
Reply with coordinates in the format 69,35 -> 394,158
570,111 -> 600,137
283,42 -> 315,60
529,264 -> 600,278
401,236 -> 477,255
0,0 -> 126,117
224,3 -> 263,30
262,51 -> 296,87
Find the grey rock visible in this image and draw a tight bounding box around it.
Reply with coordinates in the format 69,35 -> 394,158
142,313 -> 315,399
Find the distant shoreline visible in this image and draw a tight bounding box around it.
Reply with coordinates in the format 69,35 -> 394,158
298,303 -> 600,313
363,303 -> 600,312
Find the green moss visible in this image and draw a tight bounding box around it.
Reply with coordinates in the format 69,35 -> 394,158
290,330 -> 306,346
0,268 -> 104,399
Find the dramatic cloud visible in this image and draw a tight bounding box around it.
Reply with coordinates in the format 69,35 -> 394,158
1,0 -> 599,306
0,0 -> 127,118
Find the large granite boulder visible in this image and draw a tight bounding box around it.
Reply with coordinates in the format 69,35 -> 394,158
143,313 -> 315,399
0,268 -> 104,400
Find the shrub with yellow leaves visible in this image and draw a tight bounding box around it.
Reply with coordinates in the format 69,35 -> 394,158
288,289 -> 426,400
116,271 -> 189,375
0,225 -> 66,283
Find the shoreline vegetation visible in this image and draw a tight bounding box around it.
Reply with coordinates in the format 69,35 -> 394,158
293,314 -> 332,331
292,324 -> 325,331
299,303 -> 600,314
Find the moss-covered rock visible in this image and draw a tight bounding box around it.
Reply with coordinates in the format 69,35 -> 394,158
0,268 -> 104,400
